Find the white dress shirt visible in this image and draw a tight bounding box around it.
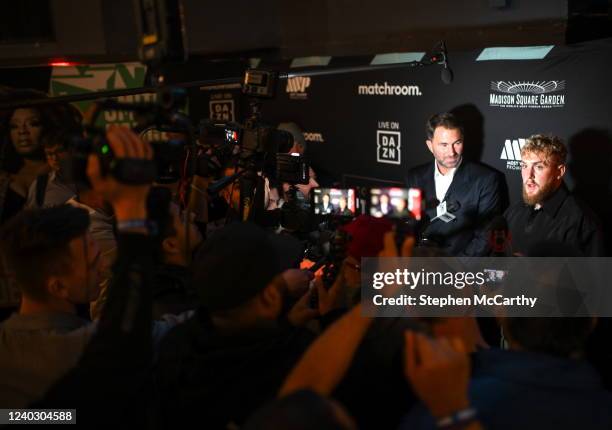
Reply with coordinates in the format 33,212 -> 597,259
434,159 -> 461,216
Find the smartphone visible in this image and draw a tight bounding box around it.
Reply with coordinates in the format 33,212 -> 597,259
312,188 -> 357,216
369,187 -> 422,220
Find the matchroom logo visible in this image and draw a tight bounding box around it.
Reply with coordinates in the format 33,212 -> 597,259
358,82 -> 422,96
286,76 -> 311,100
303,132 -> 325,143
500,138 -> 526,170
490,81 -> 566,109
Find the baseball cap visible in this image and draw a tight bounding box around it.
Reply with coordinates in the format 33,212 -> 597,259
194,222 -> 304,311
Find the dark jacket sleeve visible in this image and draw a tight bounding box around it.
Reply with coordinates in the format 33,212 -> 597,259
461,170 -> 502,256
31,233 -> 156,425
404,168 -> 419,190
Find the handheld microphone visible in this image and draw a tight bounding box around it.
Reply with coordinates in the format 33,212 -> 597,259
446,199 -> 461,213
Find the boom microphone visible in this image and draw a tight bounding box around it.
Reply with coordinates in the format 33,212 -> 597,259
440,42 -> 453,85
441,64 -> 453,85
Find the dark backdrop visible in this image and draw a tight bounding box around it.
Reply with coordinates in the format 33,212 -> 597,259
191,37 -> 612,251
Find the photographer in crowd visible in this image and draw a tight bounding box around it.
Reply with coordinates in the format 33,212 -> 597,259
0,126 -> 191,409
28,124 -> 161,425
153,219 -> 351,428
147,185 -> 202,318
402,315 -> 612,430
267,122 -> 319,210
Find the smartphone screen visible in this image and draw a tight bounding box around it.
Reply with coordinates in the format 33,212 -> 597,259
313,188 -> 357,216
369,187 -> 422,220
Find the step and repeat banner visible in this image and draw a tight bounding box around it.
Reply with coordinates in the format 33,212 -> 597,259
192,38 -> 612,213
49,62 -> 154,129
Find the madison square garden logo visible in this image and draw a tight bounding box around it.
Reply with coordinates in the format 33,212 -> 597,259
500,138 -> 527,170
286,76 -> 311,100
377,121 -> 401,165
489,81 -> 566,109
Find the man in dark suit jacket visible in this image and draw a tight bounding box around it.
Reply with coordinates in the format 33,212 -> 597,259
405,112 -> 502,256
504,134 -> 603,257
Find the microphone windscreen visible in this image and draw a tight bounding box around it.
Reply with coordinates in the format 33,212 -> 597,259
447,200 -> 461,212
441,66 -> 453,85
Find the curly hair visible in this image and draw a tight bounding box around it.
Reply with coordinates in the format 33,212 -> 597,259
0,89 -> 83,173
521,134 -> 568,165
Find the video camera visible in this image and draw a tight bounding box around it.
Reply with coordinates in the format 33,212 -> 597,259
58,65 -> 313,235
198,69 -> 309,183
196,69 -> 313,230
61,86 -> 192,188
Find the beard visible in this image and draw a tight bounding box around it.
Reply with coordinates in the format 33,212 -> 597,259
437,154 -> 462,170
522,180 -> 557,206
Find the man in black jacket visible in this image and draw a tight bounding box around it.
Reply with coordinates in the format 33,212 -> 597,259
146,186 -> 202,318
504,134 -> 603,257
0,127 -> 189,410
154,222 -> 328,429
405,112 -> 503,256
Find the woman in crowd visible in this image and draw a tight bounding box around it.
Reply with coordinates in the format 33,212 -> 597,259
0,89 -> 81,224
0,90 -> 50,223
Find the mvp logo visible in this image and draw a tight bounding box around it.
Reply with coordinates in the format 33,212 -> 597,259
286,76 -> 311,92
286,76 -> 311,99
500,138 -> 526,170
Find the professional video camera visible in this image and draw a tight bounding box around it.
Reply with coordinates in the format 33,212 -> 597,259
199,70 -> 296,168
198,69 -> 314,231
61,86 -> 193,188
60,65 -> 314,233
